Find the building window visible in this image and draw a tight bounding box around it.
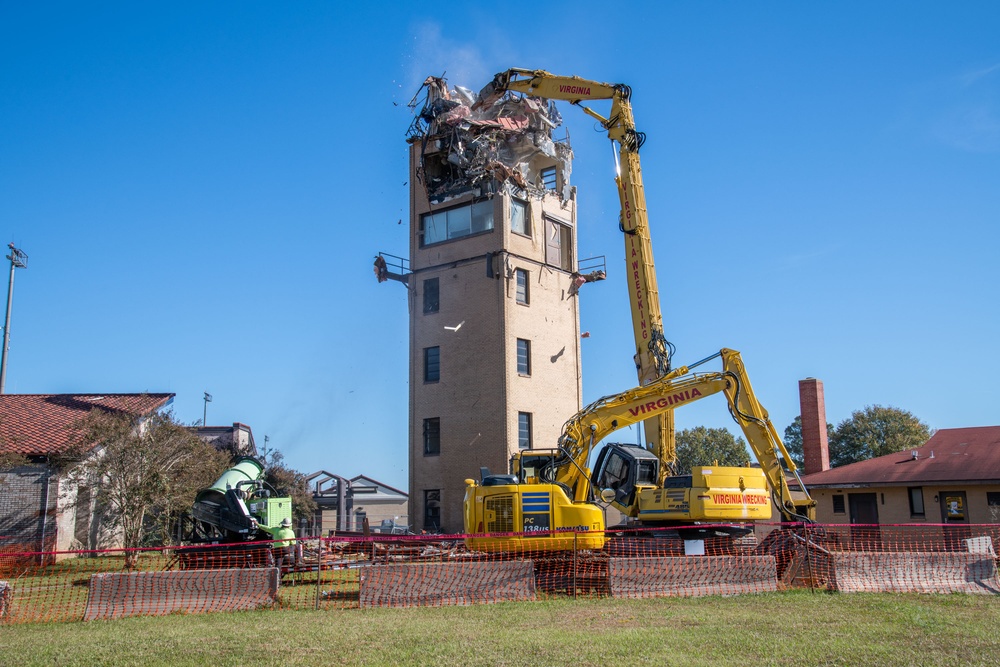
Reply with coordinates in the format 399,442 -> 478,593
908,487 -> 925,517
424,489 -> 441,531
515,269 -> 529,305
516,338 -> 531,376
545,217 -> 573,271
423,278 -> 439,314
511,199 -> 529,236
423,418 -> 440,456
420,200 -> 493,246
832,494 -> 845,514
424,346 -> 440,383
988,492 -> 1000,522
518,412 -> 532,450
540,166 -> 557,191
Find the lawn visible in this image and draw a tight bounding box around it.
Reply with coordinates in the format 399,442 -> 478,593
3,591 -> 998,667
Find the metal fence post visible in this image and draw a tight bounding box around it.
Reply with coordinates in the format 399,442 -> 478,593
572,532 -> 578,599
315,538 -> 324,610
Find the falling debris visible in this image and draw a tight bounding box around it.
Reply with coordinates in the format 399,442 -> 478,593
373,255 -> 409,286
373,255 -> 388,283
568,268 -> 607,296
406,75 -> 574,205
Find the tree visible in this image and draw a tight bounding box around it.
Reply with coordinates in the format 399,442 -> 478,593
674,426 -> 750,471
782,415 -> 835,469
829,405 -> 932,468
258,443 -> 316,527
69,409 -> 229,568
0,451 -> 30,490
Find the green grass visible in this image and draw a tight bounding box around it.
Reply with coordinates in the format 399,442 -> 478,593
2,591 -> 998,667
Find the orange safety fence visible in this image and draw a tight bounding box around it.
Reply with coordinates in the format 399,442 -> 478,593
1,523 -> 998,624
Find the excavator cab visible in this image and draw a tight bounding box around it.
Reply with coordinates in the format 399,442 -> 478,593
592,444 -> 659,513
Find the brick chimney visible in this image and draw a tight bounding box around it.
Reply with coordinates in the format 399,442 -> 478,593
798,378 -> 830,474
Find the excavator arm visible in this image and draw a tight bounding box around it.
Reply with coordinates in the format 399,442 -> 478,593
543,348 -> 815,521
549,367 -> 728,504
718,350 -> 816,522
480,68 -> 675,477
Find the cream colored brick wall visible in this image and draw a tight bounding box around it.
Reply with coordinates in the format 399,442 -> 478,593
408,144 -> 582,533
811,484 -> 1000,524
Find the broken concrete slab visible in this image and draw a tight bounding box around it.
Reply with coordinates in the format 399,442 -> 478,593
608,555 -> 778,598
829,552 -> 1000,594
359,561 -> 535,608
83,568 -> 280,621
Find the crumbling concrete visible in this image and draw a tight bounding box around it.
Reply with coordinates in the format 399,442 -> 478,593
607,555 -> 778,598
407,75 -> 573,205
83,568 -> 280,620
359,561 -> 536,608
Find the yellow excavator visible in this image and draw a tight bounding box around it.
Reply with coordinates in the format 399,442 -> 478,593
465,348 -> 814,552
464,70 -> 815,552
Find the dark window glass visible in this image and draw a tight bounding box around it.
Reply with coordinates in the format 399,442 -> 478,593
518,412 -> 532,450
516,339 -> 530,375
423,278 -> 439,314
424,346 -> 440,383
423,418 -> 440,456
908,487 -> 925,516
420,201 -> 494,247
515,269 -> 529,305
424,489 -> 441,531
832,495 -> 846,514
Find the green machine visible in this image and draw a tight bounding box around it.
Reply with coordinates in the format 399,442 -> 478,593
190,457 -> 293,542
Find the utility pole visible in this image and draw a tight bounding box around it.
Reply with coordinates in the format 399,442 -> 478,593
203,391 -> 212,426
0,243 -> 28,394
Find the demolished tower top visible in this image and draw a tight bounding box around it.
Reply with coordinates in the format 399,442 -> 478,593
407,75 -> 573,205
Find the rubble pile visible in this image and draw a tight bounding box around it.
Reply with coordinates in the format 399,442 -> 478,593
407,75 -> 573,205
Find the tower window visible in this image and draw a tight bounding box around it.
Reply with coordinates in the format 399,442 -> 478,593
545,217 -> 573,271
424,489 -> 441,531
518,412 -> 532,450
515,269 -> 529,305
516,339 -> 531,376
511,199 -> 529,236
540,166 -> 557,191
424,346 -> 440,383
423,278 -> 439,314
423,418 -> 440,456
421,200 -> 494,246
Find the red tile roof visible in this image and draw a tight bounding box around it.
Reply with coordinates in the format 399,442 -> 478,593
0,394 -> 174,456
801,426 -> 1000,487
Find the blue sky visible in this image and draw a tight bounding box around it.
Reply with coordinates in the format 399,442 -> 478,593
2,3 -> 997,490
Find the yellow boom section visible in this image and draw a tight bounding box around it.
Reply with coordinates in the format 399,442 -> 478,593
482,68 -> 675,478
545,348 -> 815,521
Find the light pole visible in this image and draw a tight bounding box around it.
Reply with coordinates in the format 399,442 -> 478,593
0,243 -> 28,394
203,392 -> 212,426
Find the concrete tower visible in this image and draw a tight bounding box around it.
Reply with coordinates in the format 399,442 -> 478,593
379,76 -> 602,533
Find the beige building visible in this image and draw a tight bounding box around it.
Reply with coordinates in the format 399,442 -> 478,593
306,471 -> 409,535
379,76 -> 602,533
796,379 -> 1000,547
